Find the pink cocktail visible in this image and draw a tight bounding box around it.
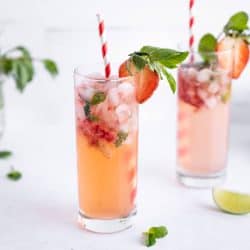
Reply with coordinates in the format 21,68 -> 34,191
177,52 -> 232,187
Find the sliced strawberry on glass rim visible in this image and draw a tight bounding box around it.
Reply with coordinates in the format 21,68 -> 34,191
119,59 -> 159,104
217,36 -> 249,79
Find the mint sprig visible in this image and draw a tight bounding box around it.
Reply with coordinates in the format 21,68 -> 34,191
115,131 -> 128,147
83,92 -> 106,121
224,11 -> 249,35
0,151 -> 12,159
198,33 -> 217,63
143,226 -> 168,247
7,167 -> 22,181
0,46 -> 58,92
128,46 -> 188,93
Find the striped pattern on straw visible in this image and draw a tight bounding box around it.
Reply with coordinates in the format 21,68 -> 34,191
189,0 -> 195,61
96,14 -> 111,78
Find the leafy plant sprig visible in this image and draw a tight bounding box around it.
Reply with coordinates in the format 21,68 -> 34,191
198,11 -> 250,62
0,46 -> 58,92
128,46 -> 188,93
143,226 -> 168,247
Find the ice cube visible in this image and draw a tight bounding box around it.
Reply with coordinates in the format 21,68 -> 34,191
118,82 -> 135,102
208,81 -> 220,94
78,87 -> 95,102
197,68 -> 212,83
115,104 -> 132,124
187,67 -> 198,79
205,96 -> 217,109
108,87 -> 120,107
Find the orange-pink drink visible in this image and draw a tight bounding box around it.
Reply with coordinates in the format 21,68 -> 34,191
74,71 -> 138,233
177,59 -> 232,187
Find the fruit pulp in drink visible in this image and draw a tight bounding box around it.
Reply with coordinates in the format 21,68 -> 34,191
177,65 -> 231,175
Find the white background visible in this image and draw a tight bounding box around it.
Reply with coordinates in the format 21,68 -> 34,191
0,1 -> 250,250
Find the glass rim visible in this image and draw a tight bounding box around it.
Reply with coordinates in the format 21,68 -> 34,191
74,65 -> 133,83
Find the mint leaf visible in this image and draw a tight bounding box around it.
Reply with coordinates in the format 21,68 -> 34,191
130,54 -> 147,71
0,58 -> 13,74
198,33 -> 217,62
115,131 -> 128,147
140,46 -> 188,68
90,92 -> 106,105
43,59 -> 58,76
143,225 -> 168,247
12,59 -> 31,92
224,11 -> 248,34
0,151 -> 12,159
15,46 -> 32,59
160,67 -> 176,93
143,232 -> 156,247
7,168 -> 22,181
149,226 -> 168,239
83,101 -> 91,117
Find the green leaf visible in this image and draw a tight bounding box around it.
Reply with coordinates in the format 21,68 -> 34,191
198,33 -> 217,62
149,226 -> 168,239
143,232 -> 156,247
0,58 -> 13,74
15,46 -> 32,59
7,168 -> 22,181
140,46 -> 188,68
90,92 -> 106,105
224,11 -> 249,34
161,67 -> 176,93
42,59 -> 58,76
83,102 -> 91,118
131,54 -> 147,71
12,59 -> 31,92
0,151 -> 12,159
115,131 -> 128,147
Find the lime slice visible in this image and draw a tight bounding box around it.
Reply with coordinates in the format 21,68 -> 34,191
213,188 -> 250,215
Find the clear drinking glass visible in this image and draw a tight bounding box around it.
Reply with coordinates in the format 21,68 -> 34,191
176,51 -> 233,188
74,65 -> 138,233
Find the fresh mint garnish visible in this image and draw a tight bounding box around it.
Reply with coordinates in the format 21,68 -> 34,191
42,59 -> 58,76
83,92 -> 105,121
143,226 -> 168,247
149,226 -> 168,238
143,232 -> 156,247
0,151 -> 12,159
140,46 -> 188,68
90,92 -> 106,105
198,33 -> 217,62
7,167 -> 22,181
127,46 -> 188,93
224,11 -> 249,35
115,131 -> 128,147
83,101 -> 91,118
0,46 -> 58,92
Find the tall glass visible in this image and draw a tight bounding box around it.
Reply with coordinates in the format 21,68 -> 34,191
176,51 -> 233,188
74,66 -> 138,233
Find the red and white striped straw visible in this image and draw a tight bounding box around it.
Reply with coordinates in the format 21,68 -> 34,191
96,14 -> 111,78
189,0 -> 195,58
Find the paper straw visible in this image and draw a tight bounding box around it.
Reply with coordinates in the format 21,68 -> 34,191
96,14 -> 111,78
189,0 -> 195,61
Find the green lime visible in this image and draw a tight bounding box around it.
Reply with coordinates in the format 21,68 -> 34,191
213,188 -> 250,215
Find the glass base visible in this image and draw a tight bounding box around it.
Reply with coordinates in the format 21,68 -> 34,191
177,170 -> 226,188
78,209 -> 136,234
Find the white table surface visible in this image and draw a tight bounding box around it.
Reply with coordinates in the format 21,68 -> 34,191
0,29 -> 250,250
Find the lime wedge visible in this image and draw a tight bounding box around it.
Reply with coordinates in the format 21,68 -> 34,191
213,188 -> 250,215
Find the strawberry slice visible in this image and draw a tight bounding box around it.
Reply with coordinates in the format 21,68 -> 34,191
119,60 -> 159,104
217,36 -> 249,79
